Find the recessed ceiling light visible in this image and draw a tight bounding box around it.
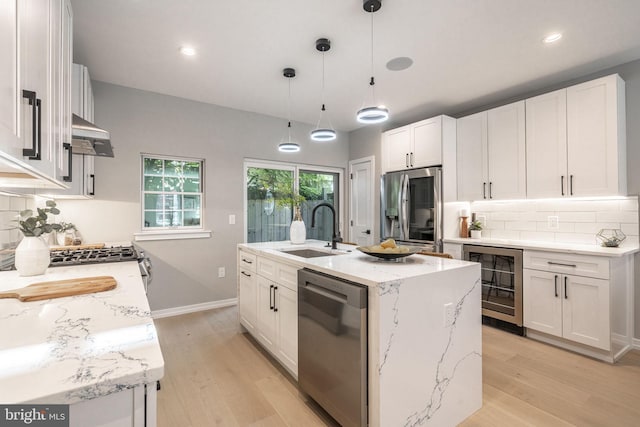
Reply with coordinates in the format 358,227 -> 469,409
543,33 -> 562,44
180,46 -> 196,56
386,56 -> 413,71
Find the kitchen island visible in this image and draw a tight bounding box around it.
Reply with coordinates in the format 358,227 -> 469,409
0,261 -> 164,426
238,240 -> 482,427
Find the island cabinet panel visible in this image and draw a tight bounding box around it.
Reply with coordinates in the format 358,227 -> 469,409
238,248 -> 299,378
523,250 -> 632,361
70,384 -> 154,427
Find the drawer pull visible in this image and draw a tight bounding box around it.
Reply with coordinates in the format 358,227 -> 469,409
241,271 -> 251,277
242,258 -> 253,264
554,275 -> 558,297
547,261 -> 577,268
564,276 -> 568,299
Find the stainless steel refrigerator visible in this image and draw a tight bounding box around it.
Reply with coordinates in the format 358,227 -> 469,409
380,166 -> 443,251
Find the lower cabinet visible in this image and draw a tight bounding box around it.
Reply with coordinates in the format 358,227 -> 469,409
237,248 -> 299,377
523,269 -> 609,350
70,383 -> 157,427
523,250 -> 633,361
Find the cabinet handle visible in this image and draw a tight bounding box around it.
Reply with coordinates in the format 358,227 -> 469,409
483,182 -> 487,199
269,284 -> 274,310
405,153 -> 409,168
561,176 -> 565,196
62,143 -> 72,182
242,258 -> 253,264
564,276 -> 568,299
241,271 -> 251,277
547,261 -> 577,268
22,90 -> 40,159
273,286 -> 278,312
554,275 -> 558,297
570,175 -> 574,196
410,152 -> 414,167
489,182 -> 493,199
89,173 -> 95,196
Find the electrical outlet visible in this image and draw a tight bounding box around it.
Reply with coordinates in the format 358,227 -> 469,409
218,267 -> 225,278
443,302 -> 455,327
229,214 -> 236,225
478,215 -> 487,227
548,215 -> 559,230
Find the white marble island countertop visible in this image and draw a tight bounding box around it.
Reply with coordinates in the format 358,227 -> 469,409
239,240 -> 476,287
0,261 -> 164,404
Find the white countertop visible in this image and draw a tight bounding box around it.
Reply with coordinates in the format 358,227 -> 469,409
239,240 -> 475,287
0,261 -> 164,404
444,237 -> 639,257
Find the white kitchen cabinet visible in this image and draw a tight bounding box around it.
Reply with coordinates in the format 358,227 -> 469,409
456,101 -> 525,201
523,250 -> 633,362
70,383 -> 157,427
238,249 -> 257,334
0,0 -> 71,189
382,115 -> 455,173
567,74 -> 626,197
0,0 -> 20,155
526,75 -> 626,198
239,249 -> 299,377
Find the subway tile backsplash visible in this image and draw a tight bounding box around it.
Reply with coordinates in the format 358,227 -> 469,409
0,194 -> 34,269
470,197 -> 639,246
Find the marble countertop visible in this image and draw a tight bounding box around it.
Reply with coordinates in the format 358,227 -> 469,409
0,261 -> 164,404
239,240 -> 476,287
444,237 -> 639,257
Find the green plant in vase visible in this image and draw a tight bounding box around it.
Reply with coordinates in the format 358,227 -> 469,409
469,220 -> 483,239
17,200 -> 62,236
14,200 -> 61,276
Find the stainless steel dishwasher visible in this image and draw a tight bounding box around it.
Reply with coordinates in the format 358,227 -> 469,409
298,268 -> 368,427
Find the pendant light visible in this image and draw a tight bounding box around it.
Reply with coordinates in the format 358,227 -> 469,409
356,0 -> 389,124
278,68 -> 300,153
310,38 -> 337,142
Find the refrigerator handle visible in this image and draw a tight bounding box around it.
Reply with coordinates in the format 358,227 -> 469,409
401,173 -> 410,239
434,168 -> 443,252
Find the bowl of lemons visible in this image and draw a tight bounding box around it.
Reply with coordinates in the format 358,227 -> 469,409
356,239 -> 422,260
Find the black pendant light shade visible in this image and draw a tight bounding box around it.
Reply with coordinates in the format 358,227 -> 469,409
310,38 -> 337,142
279,68 -> 300,153
357,0 -> 389,125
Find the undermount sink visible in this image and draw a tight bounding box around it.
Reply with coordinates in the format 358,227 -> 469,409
279,248 -> 344,258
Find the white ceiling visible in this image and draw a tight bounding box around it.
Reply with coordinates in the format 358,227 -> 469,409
70,0 -> 640,132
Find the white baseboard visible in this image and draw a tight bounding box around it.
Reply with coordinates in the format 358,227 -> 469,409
633,337 -> 640,350
152,298 -> 237,319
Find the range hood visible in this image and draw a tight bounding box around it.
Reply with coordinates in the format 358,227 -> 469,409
71,114 -> 114,157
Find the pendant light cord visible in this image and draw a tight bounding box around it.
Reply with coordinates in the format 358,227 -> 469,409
368,4 -> 377,104
287,78 -> 292,140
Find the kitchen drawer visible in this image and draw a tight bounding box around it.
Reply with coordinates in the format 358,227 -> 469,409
257,256 -> 277,280
277,263 -> 299,291
239,250 -> 257,272
523,250 -> 609,280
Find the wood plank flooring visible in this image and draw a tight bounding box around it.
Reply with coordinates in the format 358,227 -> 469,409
154,306 -> 640,426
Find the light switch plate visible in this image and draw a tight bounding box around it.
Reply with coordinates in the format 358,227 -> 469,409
218,267 -> 225,278
229,214 -> 236,225
548,215 -> 559,230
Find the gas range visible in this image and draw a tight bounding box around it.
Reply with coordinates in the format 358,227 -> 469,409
49,246 -> 140,267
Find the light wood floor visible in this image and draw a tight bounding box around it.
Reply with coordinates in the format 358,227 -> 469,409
154,306 -> 640,426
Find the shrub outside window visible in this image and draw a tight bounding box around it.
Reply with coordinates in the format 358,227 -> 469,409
142,154 -> 204,230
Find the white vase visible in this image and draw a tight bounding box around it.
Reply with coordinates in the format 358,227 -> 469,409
290,207 -> 306,244
470,230 -> 482,239
15,236 -> 51,277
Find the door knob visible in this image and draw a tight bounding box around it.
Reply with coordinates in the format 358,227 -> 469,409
362,229 -> 371,235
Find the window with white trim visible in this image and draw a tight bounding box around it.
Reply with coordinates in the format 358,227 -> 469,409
141,154 -> 204,230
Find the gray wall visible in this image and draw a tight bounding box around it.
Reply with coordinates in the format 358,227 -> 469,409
348,58 -> 640,340
58,81 -> 349,311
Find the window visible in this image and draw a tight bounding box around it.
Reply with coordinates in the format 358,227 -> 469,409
245,160 -> 343,243
141,154 -> 204,230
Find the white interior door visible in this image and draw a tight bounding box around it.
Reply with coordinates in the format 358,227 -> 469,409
349,156 -> 374,246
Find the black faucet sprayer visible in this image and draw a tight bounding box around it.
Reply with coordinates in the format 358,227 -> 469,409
310,202 -> 342,249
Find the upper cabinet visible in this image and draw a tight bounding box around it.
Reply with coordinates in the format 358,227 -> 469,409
382,115 -> 454,173
0,0 -> 72,189
457,101 -> 526,200
526,75 -> 626,198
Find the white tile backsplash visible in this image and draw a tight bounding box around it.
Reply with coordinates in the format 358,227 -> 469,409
0,194 -> 34,269
464,196 -> 639,246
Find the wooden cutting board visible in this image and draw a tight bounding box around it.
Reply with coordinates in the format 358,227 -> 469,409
0,276 -> 117,302
51,243 -> 106,250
